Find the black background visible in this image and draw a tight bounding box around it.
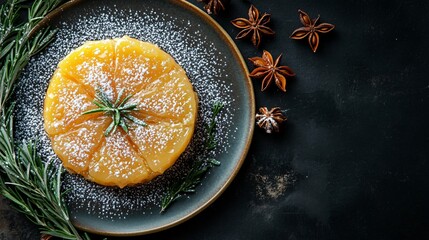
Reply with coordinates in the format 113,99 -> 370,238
1,0 -> 429,239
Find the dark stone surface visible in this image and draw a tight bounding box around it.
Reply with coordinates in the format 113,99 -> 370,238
0,198 -> 39,240
1,0 -> 429,239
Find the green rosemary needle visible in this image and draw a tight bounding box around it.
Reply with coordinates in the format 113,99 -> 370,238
83,88 -> 147,136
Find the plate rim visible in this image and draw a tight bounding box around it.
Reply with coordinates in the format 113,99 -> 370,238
31,0 -> 255,236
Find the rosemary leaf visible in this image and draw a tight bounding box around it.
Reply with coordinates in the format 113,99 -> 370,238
125,114 -> 148,127
119,119 -> 129,133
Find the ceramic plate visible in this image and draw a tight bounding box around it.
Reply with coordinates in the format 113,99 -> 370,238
15,0 -> 254,236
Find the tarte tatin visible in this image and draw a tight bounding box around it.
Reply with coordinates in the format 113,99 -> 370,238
44,36 -> 198,188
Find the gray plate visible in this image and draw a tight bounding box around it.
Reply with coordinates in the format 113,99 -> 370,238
26,0 -> 254,236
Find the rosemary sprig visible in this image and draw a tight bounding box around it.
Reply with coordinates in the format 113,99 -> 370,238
0,108 -> 89,239
205,102 -> 224,150
0,0 -> 62,111
0,0 -> 90,239
160,101 -> 224,213
160,158 -> 220,213
83,88 -> 147,136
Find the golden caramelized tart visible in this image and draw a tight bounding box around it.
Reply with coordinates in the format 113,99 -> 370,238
43,36 -> 198,188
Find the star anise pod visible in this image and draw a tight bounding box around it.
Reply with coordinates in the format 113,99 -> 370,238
231,5 -> 275,48
198,0 -> 228,15
256,107 -> 287,133
40,234 -> 52,240
249,50 -> 295,92
290,9 -> 335,53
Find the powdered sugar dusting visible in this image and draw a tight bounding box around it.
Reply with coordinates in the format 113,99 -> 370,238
14,5 -> 236,220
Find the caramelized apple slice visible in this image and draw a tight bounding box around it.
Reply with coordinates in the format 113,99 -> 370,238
58,39 -> 117,99
44,70 -> 102,135
128,122 -> 193,174
113,36 -> 176,95
132,68 -> 197,124
88,129 -> 153,188
50,118 -> 110,174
